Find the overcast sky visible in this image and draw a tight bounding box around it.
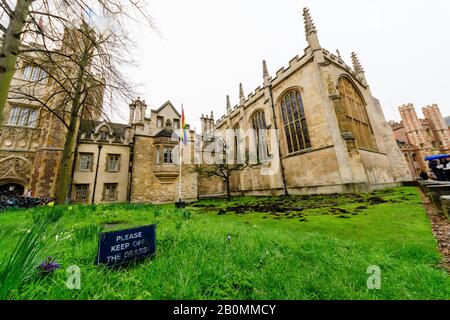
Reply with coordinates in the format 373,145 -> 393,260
119,0 -> 450,129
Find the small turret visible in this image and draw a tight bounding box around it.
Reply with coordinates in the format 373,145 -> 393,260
351,52 -> 364,74
226,95 -> 231,115
128,100 -> 136,125
351,52 -> 367,82
200,113 -> 206,133
239,83 -> 245,105
262,60 -> 270,87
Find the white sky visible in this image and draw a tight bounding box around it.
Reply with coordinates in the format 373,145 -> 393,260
118,0 -> 450,129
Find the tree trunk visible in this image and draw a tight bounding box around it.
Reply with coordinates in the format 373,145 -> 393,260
0,0 -> 33,124
55,50 -> 90,204
225,176 -> 231,200
55,115 -> 81,204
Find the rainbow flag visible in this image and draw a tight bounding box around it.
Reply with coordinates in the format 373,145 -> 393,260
181,106 -> 187,145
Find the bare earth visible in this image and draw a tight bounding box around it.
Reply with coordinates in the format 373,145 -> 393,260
419,190 -> 450,271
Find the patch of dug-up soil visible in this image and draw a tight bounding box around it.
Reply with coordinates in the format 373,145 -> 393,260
367,196 -> 389,205
191,203 -> 217,208
226,203 -> 304,215
207,191 -> 391,218
329,207 -> 350,214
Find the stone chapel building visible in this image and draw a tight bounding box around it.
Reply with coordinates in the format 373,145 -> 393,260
0,8 -> 412,203
197,8 -> 412,197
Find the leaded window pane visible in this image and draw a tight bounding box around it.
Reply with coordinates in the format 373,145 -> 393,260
79,153 -> 93,171
8,107 -> 20,125
252,111 -> 268,163
337,77 -> 376,150
18,108 -> 30,127
107,154 -> 120,171
75,184 -> 89,201
280,90 -> 311,153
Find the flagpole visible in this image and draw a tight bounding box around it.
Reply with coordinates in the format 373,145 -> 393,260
179,132 -> 182,202
176,104 -> 187,208
178,103 -> 183,203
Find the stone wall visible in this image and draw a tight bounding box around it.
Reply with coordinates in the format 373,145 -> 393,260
423,104 -> 450,153
399,104 -> 432,173
131,135 -> 198,203
29,112 -> 66,197
198,175 -> 225,198
71,142 -> 131,204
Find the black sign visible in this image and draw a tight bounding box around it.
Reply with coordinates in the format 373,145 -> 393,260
97,225 -> 156,267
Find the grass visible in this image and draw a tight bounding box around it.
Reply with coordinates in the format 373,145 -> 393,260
0,186 -> 448,300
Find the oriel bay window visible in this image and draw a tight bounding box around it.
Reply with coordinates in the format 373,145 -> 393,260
163,147 -> 174,164
280,90 -> 311,154
156,146 -> 175,164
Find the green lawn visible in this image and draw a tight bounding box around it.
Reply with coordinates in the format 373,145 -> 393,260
0,186 -> 448,300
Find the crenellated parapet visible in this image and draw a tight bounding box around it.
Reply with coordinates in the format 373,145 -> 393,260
422,104 -> 450,152
213,49 -> 367,128
398,103 -> 432,151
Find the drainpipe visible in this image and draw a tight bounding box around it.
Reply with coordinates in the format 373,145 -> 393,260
127,136 -> 135,203
268,85 -> 289,196
91,144 -> 102,204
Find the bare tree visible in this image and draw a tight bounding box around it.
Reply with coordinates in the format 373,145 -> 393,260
0,0 -> 153,128
2,1 -> 155,204
194,140 -> 247,200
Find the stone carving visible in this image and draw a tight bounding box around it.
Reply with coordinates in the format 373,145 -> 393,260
3,127 -> 17,141
0,126 -> 40,150
17,129 -> 30,141
31,129 -> 41,141
0,156 -> 33,181
165,119 -> 172,130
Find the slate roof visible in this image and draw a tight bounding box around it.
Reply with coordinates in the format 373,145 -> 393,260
155,128 -> 180,139
79,119 -> 128,142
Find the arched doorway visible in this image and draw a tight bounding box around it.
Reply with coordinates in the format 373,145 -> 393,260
0,183 -> 25,197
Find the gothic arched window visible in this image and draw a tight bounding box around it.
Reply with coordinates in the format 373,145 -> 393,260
338,77 -> 376,150
233,123 -> 241,164
280,90 -> 311,153
251,111 -> 269,163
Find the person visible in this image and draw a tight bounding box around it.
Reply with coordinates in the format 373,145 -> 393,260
429,160 -> 446,181
443,159 -> 450,181
419,171 -> 429,181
